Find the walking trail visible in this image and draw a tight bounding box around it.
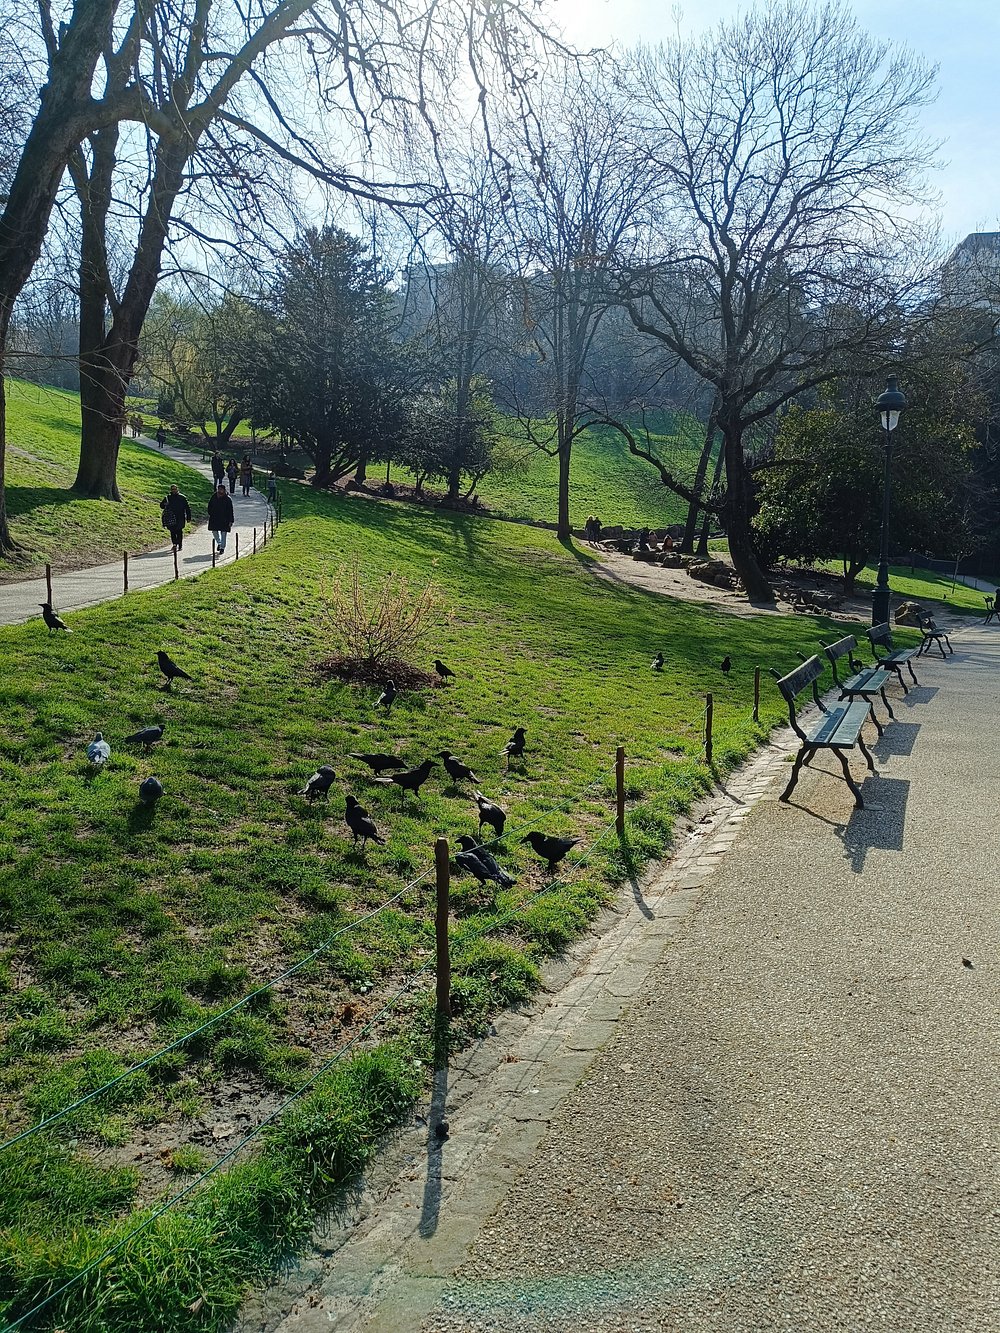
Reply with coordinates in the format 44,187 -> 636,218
0,436 -> 273,626
240,623 -> 1000,1333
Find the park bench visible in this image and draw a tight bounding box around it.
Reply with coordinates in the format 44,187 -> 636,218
823,634 -> 895,736
773,655 -> 876,809
915,611 -> 953,659
984,595 -> 997,625
867,622 -> 920,694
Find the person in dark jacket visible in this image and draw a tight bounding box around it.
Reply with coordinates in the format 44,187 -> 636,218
155,425 -> 166,449
207,484 -> 235,554
211,451 -> 225,485
226,458 -> 238,494
239,455 -> 254,496
160,484 -> 192,551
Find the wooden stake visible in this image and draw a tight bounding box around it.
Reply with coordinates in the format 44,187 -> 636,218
705,693 -> 714,765
211,541 -> 216,569
753,666 -> 761,724
123,551 -> 128,593
45,563 -> 52,604
615,745 -> 626,834
173,547 -> 179,581
435,837 -> 452,1020
235,532 -> 239,560
253,527 -> 257,554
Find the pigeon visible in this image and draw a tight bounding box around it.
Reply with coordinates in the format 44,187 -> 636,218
434,659 -> 456,684
721,655 -> 732,674
156,651 -> 193,689
439,751 -> 480,785
374,758 -> 436,801
349,752 -> 407,776
651,651 -> 664,672
345,794 -> 385,846
138,776 -> 163,806
86,733 -> 111,767
300,765 -> 337,802
474,791 -> 507,838
40,603 -> 71,633
521,830 -> 579,874
963,957 -> 974,969
501,727 -> 526,765
457,835 -> 516,887
376,680 -> 397,711
126,724 -> 164,749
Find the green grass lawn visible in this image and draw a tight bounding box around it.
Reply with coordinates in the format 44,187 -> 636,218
0,449 -> 874,1329
806,558 -> 995,616
2,381 -> 211,582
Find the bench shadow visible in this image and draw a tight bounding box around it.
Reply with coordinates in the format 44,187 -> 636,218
834,775 -> 910,873
872,722 -> 920,759
897,685 -> 938,708
418,1064 -> 449,1239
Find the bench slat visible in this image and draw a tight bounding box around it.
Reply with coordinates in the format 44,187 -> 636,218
777,654 -> 824,701
805,700 -> 870,747
842,668 -> 891,693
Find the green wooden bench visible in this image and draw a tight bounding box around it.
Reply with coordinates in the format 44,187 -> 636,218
774,655 -> 876,809
915,611 -> 953,660
823,634 -> 895,736
867,622 -> 919,693
984,595 -> 997,625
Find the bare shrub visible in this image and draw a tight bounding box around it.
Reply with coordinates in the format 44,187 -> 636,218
319,560 -> 448,681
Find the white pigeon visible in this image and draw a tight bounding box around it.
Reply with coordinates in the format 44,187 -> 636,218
87,732 -> 111,767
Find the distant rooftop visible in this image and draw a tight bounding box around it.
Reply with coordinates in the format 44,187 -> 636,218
949,232 -> 1000,261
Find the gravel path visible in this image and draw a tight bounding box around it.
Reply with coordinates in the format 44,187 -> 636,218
420,626 -> 1000,1332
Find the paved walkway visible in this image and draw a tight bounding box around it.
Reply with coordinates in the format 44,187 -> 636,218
248,624 -> 1000,1333
0,436 -> 274,626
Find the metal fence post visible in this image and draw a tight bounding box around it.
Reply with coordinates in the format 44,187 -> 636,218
753,666 -> 761,724
615,746 -> 626,834
45,563 -> 52,604
235,532 -> 239,560
705,693 -> 714,765
123,551 -> 128,593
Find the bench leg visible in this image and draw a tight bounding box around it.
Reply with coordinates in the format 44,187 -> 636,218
891,663 -> 909,695
906,658 -> 919,685
880,686 -> 895,721
857,735 -> 877,773
866,707 -> 885,738
944,634 -> 954,655
780,745 -> 814,803
835,749 -> 865,809
934,636 -> 947,660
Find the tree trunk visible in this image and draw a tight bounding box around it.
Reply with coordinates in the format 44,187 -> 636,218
0,335 -> 12,553
682,402 -> 719,553
696,439 -> 726,557
355,450 -> 368,484
556,407 -> 573,540
721,420 -> 773,601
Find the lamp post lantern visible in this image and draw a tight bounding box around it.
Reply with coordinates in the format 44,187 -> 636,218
871,375 -> 907,627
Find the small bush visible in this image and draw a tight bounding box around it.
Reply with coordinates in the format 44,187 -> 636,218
321,559 -> 447,673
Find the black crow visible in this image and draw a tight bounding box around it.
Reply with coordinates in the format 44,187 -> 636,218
345,794 -> 385,846
521,830 -> 579,873
721,655 -> 732,674
138,776 -> 163,806
377,680 -> 397,711
963,957 -> 974,969
434,659 -> 456,683
455,847 -> 492,884
456,835 -> 516,887
438,751 -> 480,785
374,758 -> 436,801
651,651 -> 664,672
349,752 -> 407,776
40,603 -> 71,633
86,733 -> 111,767
300,765 -> 337,802
501,727 -> 526,765
474,791 -> 507,838
156,651 -> 192,689
126,723 -> 164,749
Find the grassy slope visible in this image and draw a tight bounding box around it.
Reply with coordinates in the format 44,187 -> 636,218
0,476 -> 870,1327
2,381 -> 212,582
847,563 -> 995,615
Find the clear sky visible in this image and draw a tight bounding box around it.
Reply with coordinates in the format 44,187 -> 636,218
550,0 -> 999,245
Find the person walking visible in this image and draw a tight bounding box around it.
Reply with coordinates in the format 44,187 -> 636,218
239,455 -> 254,497
211,450 -> 225,486
159,484 -> 192,552
207,483 -> 235,555
266,473 -> 277,505
226,458 -> 238,494
155,425 -> 166,449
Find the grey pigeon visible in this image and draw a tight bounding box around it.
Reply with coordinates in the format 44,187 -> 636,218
300,765 -> 337,802
434,659 -> 456,683
457,835 -> 516,887
474,791 -> 506,837
345,794 -> 385,846
156,651 -> 192,688
439,751 -> 480,785
376,680 -> 397,711
651,651 -> 664,672
40,603 -> 71,633
521,830 -> 579,874
138,776 -> 163,806
126,724 -> 164,749
374,758 -> 436,802
86,733 -> 111,767
349,752 -> 407,776
501,727 -> 526,765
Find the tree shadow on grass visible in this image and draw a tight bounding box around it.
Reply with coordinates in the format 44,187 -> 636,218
5,484 -> 84,519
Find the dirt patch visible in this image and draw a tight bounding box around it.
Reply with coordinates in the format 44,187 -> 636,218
313,654 -> 439,692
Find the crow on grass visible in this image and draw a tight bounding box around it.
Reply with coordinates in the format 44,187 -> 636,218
456,835 -> 516,887
501,727 -> 526,766
434,659 -> 456,683
474,791 -> 506,838
375,758 -> 436,802
721,655 -> 732,674
40,603 -> 71,633
350,752 -> 407,776
156,651 -> 192,689
300,765 -> 337,802
455,846 -> 492,884
345,795 -> 385,846
651,651 -> 664,672
521,830 -> 579,874
377,680 -> 397,711
439,751 -> 480,785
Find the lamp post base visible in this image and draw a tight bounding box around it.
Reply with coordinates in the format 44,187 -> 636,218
872,583 -> 891,627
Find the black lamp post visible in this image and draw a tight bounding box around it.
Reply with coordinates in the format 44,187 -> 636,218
871,375 -> 907,626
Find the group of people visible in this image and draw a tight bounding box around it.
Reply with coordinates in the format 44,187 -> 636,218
210,450 -> 256,496
583,515 -> 604,542
126,413 -> 144,438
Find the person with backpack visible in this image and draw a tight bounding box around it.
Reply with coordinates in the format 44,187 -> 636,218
207,484 -> 235,555
159,484 -> 192,551
211,451 -> 225,486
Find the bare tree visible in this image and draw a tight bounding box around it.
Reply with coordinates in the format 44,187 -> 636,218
620,0 -> 940,599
